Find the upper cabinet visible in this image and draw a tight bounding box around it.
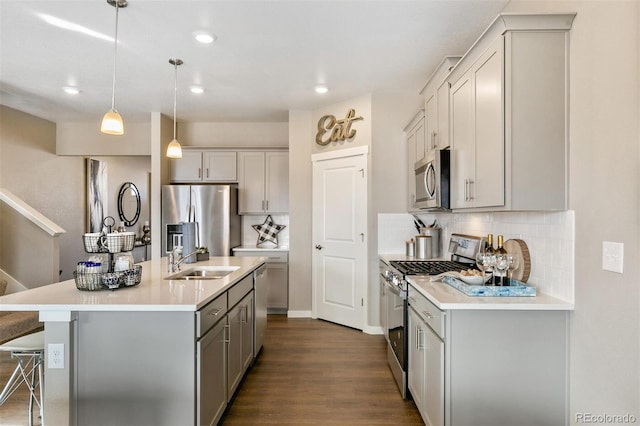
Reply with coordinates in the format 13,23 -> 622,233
448,13 -> 576,211
420,56 -> 461,153
170,150 -> 237,183
404,109 -> 425,211
238,151 -> 289,214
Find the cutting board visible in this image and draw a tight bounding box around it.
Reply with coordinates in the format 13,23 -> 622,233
504,239 -> 531,283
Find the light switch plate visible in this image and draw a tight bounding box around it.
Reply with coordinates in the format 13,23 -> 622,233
602,241 -> 624,274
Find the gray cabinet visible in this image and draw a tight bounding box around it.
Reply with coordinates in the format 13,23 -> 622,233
226,275 -> 254,400
407,284 -> 568,426
448,13 -> 575,211
420,56 -> 460,153
404,110 -> 425,211
170,149 -> 237,183
238,151 -> 289,214
408,288 -> 444,426
234,250 -> 288,313
197,320 -> 227,426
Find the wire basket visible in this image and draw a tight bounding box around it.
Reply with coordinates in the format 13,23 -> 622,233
73,265 -> 142,291
73,271 -> 104,291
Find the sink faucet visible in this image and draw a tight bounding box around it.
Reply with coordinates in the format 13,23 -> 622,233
168,248 -> 200,273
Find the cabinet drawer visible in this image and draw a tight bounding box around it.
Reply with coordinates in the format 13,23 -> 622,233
228,274 -> 254,308
408,285 -> 445,339
234,250 -> 288,263
197,294 -> 227,338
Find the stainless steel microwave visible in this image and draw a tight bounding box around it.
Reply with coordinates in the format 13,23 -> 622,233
414,149 -> 450,210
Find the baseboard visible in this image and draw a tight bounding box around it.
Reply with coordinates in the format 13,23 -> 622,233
287,310 -> 312,318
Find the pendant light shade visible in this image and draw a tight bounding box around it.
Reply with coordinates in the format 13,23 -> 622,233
101,0 -> 127,135
166,58 -> 183,159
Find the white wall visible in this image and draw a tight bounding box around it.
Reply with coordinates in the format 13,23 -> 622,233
504,1 -> 640,421
179,122 -> 288,147
57,121 -> 151,155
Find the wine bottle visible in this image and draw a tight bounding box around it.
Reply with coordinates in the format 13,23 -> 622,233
484,234 -> 495,254
495,235 -> 507,285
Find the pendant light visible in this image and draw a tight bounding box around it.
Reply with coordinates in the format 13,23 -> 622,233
101,0 -> 127,135
166,58 -> 184,158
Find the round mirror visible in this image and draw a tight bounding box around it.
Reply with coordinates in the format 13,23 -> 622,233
117,182 -> 141,227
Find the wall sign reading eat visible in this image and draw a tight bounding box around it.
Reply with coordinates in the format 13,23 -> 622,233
315,109 -> 364,146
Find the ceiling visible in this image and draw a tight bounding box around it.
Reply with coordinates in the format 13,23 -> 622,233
0,0 -> 509,124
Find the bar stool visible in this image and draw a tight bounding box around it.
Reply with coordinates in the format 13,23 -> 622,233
0,331 -> 44,426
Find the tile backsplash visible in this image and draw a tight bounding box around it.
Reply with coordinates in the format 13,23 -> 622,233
240,214 -> 290,248
378,211 -> 575,303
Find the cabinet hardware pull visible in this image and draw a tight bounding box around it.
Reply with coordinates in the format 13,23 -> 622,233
468,179 -> 475,201
265,200 -> 269,211
224,324 -> 230,343
423,310 -> 434,319
198,168 -> 202,179
208,308 -> 222,316
418,328 -> 424,350
206,168 -> 209,178
315,244 -> 323,250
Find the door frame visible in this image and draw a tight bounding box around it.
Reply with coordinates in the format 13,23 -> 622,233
311,145 -> 369,330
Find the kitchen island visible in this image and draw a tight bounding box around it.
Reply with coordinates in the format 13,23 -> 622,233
0,256 -> 267,426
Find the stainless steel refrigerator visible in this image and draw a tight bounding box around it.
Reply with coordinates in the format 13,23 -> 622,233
161,184 -> 241,256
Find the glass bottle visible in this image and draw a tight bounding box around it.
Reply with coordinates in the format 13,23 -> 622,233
484,234 -> 495,254
495,235 -> 507,285
484,234 -> 495,284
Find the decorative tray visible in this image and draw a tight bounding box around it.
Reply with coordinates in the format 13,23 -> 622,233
442,276 -> 536,297
74,265 -> 142,291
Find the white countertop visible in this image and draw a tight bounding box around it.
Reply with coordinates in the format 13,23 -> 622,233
0,256 -> 266,313
408,276 -> 574,310
232,245 -> 289,252
380,254 -> 574,311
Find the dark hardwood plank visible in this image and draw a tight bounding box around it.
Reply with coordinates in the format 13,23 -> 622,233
222,316 -> 423,425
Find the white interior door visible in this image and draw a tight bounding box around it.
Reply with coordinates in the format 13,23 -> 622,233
312,149 -> 367,330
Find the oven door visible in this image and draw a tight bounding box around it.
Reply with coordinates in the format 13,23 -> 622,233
386,281 -> 406,370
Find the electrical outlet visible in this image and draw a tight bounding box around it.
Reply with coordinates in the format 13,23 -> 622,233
48,343 -> 65,369
602,241 -> 624,274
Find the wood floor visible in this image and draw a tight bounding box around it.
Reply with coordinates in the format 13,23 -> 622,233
0,316 -> 422,425
222,315 -> 423,425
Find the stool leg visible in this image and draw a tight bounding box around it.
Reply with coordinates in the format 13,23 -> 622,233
37,353 -> 44,424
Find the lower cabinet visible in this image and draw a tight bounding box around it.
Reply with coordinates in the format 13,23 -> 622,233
407,284 -> 569,426
227,290 -> 254,401
233,249 -> 288,313
197,320 -> 227,426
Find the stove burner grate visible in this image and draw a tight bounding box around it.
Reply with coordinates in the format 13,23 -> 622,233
390,260 -> 474,276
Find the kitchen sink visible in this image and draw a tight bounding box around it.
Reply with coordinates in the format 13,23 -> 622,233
165,266 -> 239,281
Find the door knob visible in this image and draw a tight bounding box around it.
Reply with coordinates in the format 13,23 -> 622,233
315,244 -> 323,250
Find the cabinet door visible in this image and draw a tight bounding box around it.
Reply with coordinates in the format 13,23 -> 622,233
408,307 -> 425,415
473,36 -> 504,208
450,71 -> 475,209
226,303 -> 243,400
425,93 -> 437,152
197,320 -> 227,426
204,151 -> 237,182
170,151 -> 203,182
436,81 -> 451,149
414,117 -> 426,162
266,262 -> 288,312
240,292 -> 254,372
265,152 -> 289,213
424,325 -> 444,426
238,151 -> 266,214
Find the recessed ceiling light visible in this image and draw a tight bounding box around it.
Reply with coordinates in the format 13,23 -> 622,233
63,86 -> 80,95
190,86 -> 204,94
315,86 -> 328,94
194,31 -> 216,44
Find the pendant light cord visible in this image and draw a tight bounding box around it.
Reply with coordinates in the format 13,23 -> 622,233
110,2 -> 119,111
173,61 -> 178,140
